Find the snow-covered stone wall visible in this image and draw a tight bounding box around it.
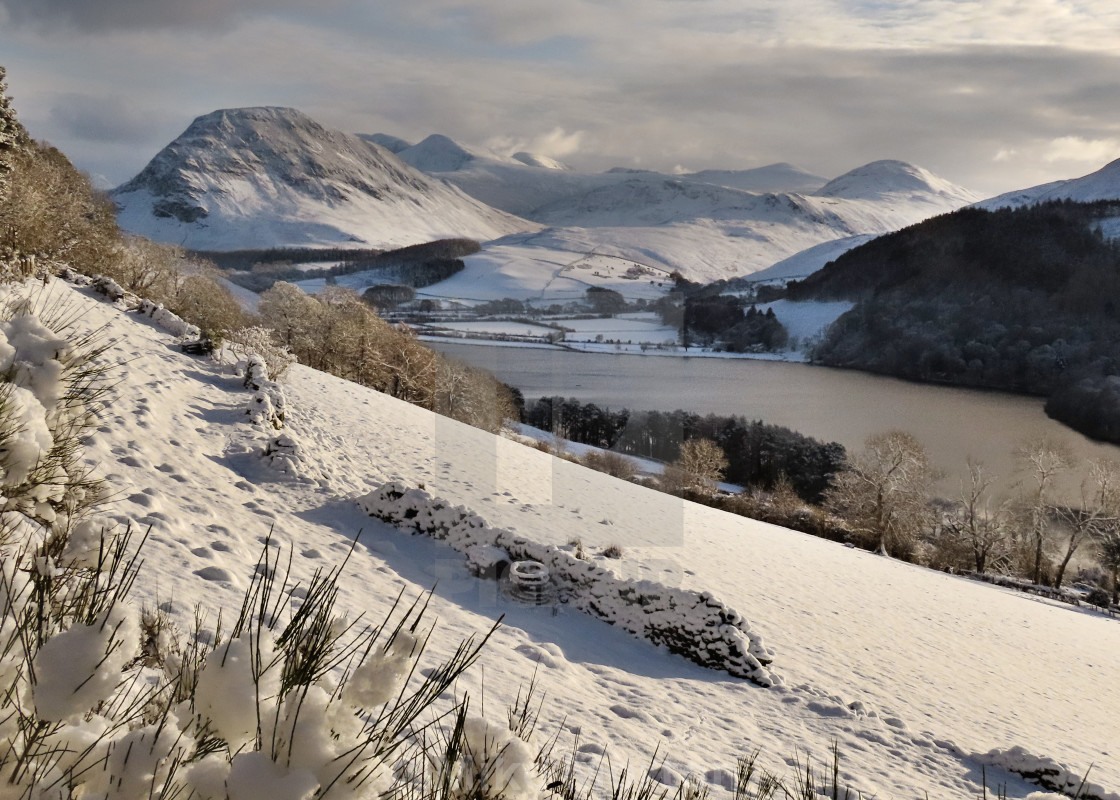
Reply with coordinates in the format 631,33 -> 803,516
357,481 -> 775,686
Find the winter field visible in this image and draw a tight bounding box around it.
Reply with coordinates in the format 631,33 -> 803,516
8,276 -> 1118,799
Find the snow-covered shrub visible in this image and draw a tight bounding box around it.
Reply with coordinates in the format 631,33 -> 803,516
227,325 -> 296,382
91,274 -> 128,303
0,290 -> 113,535
357,482 -> 775,686
135,298 -> 201,339
244,353 -> 288,429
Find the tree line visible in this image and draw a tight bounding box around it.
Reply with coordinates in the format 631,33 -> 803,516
522,396 -> 846,502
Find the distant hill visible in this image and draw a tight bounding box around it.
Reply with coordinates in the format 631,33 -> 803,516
786,200 -> 1120,442
112,107 -> 536,251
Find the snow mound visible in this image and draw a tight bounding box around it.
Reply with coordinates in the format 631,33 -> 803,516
977,746 -> 1120,800
357,481 -> 775,686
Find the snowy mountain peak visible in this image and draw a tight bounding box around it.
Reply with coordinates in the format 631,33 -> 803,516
111,108 -> 535,250
397,134 -> 485,172
816,160 -> 980,204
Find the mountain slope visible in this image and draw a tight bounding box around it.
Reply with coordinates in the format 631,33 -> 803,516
34,275 -> 1120,800
112,107 -> 536,250
980,157 -> 1120,208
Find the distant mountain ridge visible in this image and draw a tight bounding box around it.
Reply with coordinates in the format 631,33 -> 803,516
112,107 -> 535,251
384,134 -> 980,281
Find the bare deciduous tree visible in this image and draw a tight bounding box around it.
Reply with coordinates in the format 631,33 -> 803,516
942,459 -> 1010,574
1052,459 -> 1120,590
826,430 -> 937,558
1015,436 -> 1072,585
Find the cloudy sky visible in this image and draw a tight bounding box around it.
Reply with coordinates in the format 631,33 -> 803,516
2,0 -> 1119,196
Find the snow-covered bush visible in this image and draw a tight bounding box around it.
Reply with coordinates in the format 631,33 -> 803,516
0,290 -> 112,535
135,298 -> 201,339
244,353 -> 288,429
227,325 -> 296,382
91,274 -> 128,303
357,482 -> 775,686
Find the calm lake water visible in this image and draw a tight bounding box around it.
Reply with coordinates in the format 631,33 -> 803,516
429,341 -> 1120,500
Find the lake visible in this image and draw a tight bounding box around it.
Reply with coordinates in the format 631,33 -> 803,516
428,341 -> 1120,501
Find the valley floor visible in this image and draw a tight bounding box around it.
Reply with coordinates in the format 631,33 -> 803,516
53,278 -> 1120,800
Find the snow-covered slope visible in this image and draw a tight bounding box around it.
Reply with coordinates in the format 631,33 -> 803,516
980,157 -> 1120,208
111,108 -> 536,251
35,275 -> 1120,800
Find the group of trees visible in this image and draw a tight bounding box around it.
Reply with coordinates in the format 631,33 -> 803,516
257,282 -> 516,432
653,277 -> 790,351
826,430 -> 1120,605
522,397 -> 846,502
224,238 -> 474,293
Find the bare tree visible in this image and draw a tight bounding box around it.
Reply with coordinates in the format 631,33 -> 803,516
825,430 -> 937,558
942,459 -> 1010,573
1052,459 -> 1120,590
1099,527 -> 1120,607
676,437 -> 728,493
1015,436 -> 1072,585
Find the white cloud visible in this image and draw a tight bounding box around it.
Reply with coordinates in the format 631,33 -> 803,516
1043,136 -> 1120,164
485,128 -> 584,159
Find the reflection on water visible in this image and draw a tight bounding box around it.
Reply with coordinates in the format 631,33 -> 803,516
428,341 -> 1120,501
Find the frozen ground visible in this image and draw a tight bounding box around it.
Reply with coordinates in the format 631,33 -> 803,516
37,278 -> 1120,799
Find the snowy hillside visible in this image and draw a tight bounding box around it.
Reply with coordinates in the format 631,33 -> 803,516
20,275 -> 1120,800
980,157 -> 1120,209
111,108 -> 536,251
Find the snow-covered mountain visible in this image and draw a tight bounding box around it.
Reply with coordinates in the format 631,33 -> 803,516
16,275 -> 1120,800
389,140 -> 979,283
111,108 -> 536,251
979,156 -> 1120,209
488,163 -> 981,282
817,159 -> 979,205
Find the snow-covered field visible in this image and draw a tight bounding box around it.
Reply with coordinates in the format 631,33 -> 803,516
27,278 -> 1120,799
